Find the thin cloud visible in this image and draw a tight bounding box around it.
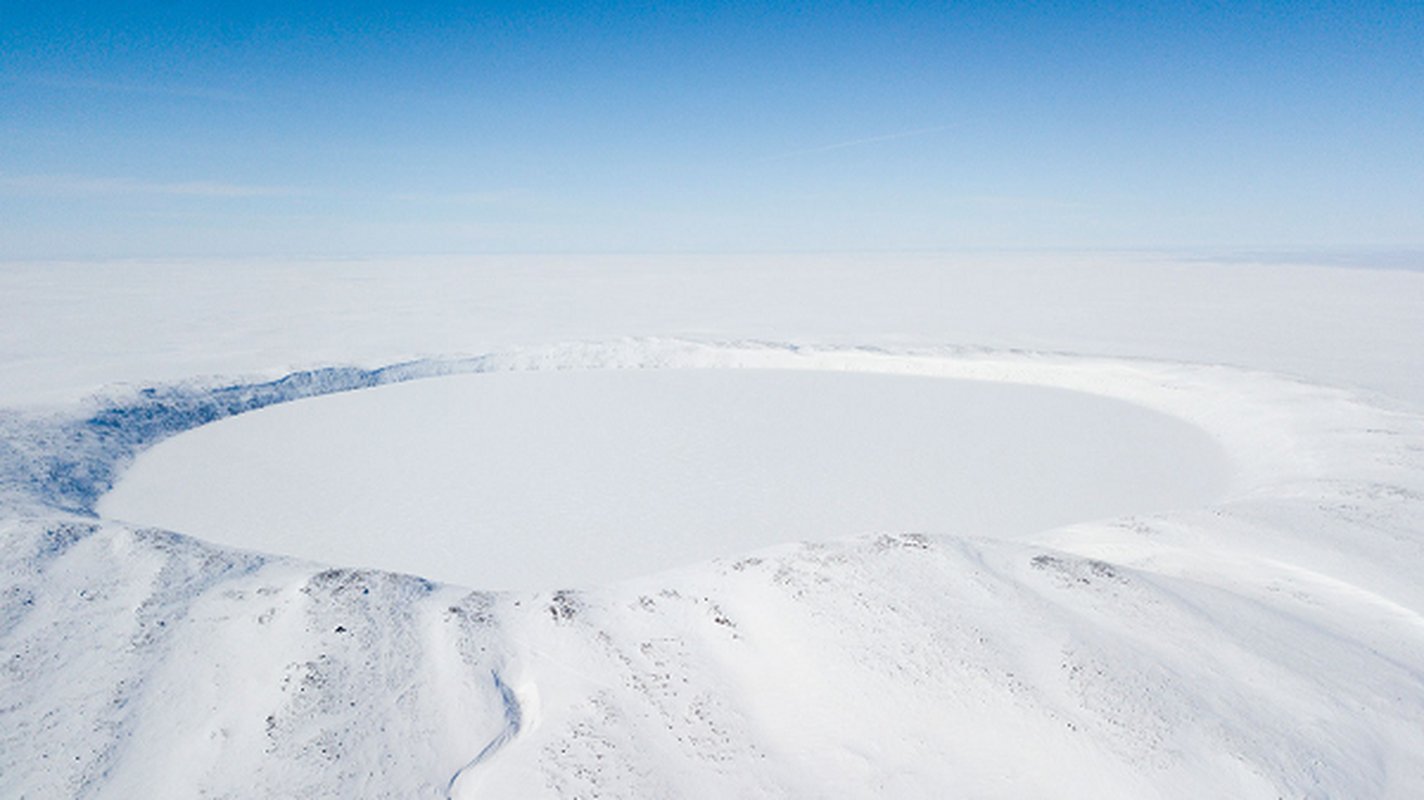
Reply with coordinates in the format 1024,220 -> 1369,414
764,124 -> 958,161
386,189 -> 526,205
0,174 -> 529,206
947,194 -> 1085,211
4,75 -> 245,102
0,174 -> 305,198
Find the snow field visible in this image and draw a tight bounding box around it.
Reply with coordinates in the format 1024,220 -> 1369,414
97,366 -> 1229,589
4,253 -> 1424,798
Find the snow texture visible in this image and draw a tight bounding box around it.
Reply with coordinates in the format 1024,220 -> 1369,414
96,368 -> 1229,589
3,256 -> 1424,798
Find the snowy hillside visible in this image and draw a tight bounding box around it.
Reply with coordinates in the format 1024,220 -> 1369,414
3,254 -> 1424,798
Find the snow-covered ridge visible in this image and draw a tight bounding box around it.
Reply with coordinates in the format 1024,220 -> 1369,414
4,340 -> 1424,798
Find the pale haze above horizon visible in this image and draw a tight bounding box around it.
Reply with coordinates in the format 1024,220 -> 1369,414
2,1 -> 1420,259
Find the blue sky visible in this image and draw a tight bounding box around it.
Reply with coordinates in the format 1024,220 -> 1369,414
2,1 -> 1420,257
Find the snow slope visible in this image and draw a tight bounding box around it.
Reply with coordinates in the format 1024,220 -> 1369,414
3,254 -> 1424,798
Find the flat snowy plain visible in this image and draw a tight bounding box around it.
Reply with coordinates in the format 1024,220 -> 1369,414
97,369 -> 1229,589
4,252 -> 1424,798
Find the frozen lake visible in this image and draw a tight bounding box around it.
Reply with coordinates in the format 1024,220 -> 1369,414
99,368 -> 1231,589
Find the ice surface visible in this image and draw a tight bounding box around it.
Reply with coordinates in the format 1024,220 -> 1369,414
98,369 -> 1229,588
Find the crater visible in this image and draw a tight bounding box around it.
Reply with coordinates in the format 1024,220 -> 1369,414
97,369 -> 1231,589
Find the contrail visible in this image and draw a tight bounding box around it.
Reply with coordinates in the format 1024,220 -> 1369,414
764,124 -> 957,161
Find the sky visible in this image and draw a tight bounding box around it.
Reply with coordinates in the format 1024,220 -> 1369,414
1,1 -> 1420,258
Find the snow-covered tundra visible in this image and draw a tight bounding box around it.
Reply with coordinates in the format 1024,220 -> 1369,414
3,253 -> 1424,798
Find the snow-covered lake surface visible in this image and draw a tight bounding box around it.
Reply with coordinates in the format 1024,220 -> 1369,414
98,369 -> 1229,589
4,253 -> 1424,799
